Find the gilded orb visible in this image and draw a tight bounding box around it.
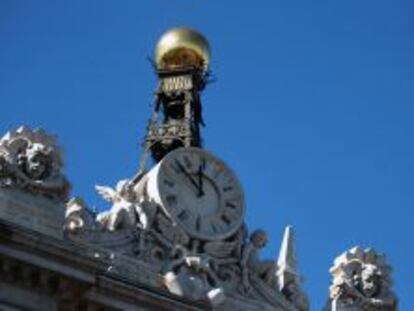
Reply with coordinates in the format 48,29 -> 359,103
155,27 -> 210,70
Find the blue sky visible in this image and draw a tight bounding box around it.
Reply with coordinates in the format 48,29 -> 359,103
1,1 -> 413,309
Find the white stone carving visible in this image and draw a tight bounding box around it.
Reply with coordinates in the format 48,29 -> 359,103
327,246 -> 397,311
95,179 -> 156,231
64,197 -> 94,233
62,148 -> 308,309
163,243 -> 225,306
0,126 -> 70,201
277,226 -> 309,311
240,229 -> 278,293
65,176 -> 304,309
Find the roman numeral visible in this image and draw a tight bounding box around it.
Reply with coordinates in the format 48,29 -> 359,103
226,201 -> 237,209
221,214 -> 231,225
199,158 -> 206,169
183,155 -> 192,169
210,222 -> 218,233
195,216 -> 202,231
166,194 -> 177,206
170,160 -> 182,174
177,210 -> 188,221
223,186 -> 233,192
164,179 -> 174,188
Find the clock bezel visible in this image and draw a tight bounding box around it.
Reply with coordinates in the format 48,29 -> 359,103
146,147 -> 245,241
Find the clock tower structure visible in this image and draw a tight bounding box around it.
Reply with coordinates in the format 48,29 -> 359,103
0,26 -> 397,311
134,28 -> 246,245
115,27 -> 309,309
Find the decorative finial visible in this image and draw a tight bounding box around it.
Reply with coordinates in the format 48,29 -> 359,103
277,225 -> 298,289
277,226 -> 309,311
154,27 -> 210,71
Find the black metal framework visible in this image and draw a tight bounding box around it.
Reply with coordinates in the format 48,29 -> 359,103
136,66 -> 209,179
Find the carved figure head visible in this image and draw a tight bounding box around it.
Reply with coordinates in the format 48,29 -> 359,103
328,246 -> 396,308
18,143 -> 52,180
250,229 -> 268,249
358,264 -> 381,298
0,126 -> 70,200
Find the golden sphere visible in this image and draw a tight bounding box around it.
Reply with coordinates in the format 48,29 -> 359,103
155,27 -> 210,70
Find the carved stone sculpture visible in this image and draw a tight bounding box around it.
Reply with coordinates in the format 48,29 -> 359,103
327,246 -> 397,311
64,197 -> 94,233
65,177 -> 304,310
62,146 -> 308,309
240,229 -> 278,293
0,126 -> 70,201
95,179 -> 156,231
163,242 -> 225,306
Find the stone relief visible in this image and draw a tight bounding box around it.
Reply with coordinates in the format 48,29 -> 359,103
65,197 -> 95,233
163,241 -> 225,306
240,229 -> 278,293
64,174 -> 308,310
0,126 -> 70,201
0,126 -> 398,311
327,246 -> 397,311
95,179 -> 156,231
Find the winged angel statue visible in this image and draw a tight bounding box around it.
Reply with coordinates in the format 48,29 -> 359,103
95,180 -> 155,232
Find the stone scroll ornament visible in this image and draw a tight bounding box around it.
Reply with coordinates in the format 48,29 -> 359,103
0,126 -> 70,201
327,246 -> 397,311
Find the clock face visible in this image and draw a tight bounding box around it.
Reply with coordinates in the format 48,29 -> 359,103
147,147 -> 245,240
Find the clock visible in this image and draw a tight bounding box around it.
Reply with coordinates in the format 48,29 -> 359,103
146,147 -> 245,240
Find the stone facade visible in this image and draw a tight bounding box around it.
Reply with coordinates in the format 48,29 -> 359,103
0,132 -> 398,311
0,127 -> 310,310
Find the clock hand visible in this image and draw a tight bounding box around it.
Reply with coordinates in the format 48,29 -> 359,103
175,160 -> 200,194
197,161 -> 205,197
